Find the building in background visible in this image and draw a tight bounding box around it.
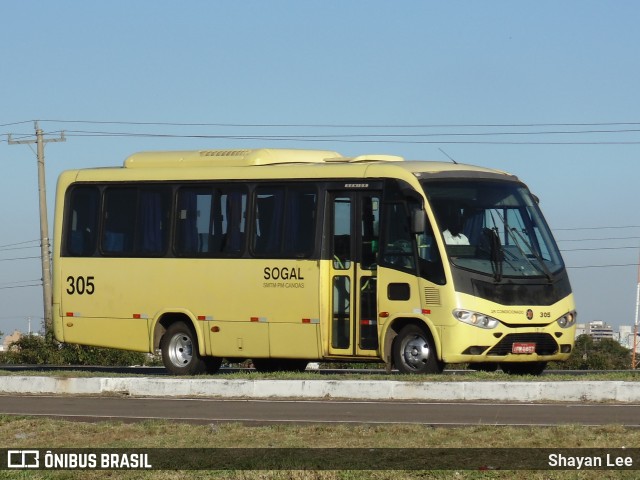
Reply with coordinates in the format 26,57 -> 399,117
617,325 -> 640,353
575,321 -> 614,341
1,330 -> 23,351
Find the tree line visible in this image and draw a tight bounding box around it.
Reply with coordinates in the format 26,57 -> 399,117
0,332 -> 635,370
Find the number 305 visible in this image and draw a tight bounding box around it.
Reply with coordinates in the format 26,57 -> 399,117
66,276 -> 95,295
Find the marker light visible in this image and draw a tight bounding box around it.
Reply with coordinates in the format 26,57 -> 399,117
453,309 -> 499,329
556,311 -> 577,329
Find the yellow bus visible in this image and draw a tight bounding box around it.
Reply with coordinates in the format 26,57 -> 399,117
52,148 -> 576,375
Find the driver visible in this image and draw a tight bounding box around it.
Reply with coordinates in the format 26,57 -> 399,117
442,207 -> 470,245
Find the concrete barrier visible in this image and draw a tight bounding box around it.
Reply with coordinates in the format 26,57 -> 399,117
1,376 -> 639,402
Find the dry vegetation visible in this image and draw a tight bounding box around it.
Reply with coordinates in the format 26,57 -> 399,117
1,417 -> 639,479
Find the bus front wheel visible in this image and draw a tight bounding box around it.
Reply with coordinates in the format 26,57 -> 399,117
393,324 -> 443,374
161,322 -> 206,375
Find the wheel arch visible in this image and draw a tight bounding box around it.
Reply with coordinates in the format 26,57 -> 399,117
151,311 -> 205,357
382,316 -> 441,369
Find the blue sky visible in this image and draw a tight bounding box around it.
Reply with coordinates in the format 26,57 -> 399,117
1,1 -> 640,337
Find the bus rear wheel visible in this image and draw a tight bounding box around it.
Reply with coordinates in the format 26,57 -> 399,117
161,322 -> 206,375
393,324 -> 443,374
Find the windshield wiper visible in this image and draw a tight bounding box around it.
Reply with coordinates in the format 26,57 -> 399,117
482,228 -> 503,282
507,227 -> 553,282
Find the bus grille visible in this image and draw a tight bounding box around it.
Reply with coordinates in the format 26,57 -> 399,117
424,288 -> 441,306
487,333 -> 558,356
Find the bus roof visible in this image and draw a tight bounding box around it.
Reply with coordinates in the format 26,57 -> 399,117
122,148 -> 515,179
124,148 -> 404,168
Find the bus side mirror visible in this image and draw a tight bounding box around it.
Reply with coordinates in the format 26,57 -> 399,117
412,209 -> 426,234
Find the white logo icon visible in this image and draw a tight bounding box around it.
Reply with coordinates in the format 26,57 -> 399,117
7,450 -> 40,469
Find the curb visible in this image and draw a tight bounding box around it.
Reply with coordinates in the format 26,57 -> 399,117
1,377 -> 639,402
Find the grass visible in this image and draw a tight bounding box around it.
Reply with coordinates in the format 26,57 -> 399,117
1,417 -> 639,479
1,367 -> 638,477
1,367 -> 640,382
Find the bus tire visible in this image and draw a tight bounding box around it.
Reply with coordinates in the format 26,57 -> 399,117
500,361 -> 547,376
160,322 -> 206,375
392,324 -> 443,374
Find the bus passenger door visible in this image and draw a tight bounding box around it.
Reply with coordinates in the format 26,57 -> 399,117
329,191 -> 381,357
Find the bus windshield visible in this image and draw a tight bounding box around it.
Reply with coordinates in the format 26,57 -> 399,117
423,179 -> 564,281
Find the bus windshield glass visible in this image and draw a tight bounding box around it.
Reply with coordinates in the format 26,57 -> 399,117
422,179 -> 564,280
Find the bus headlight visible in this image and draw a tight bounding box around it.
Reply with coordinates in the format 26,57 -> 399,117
453,309 -> 499,329
557,311 -> 577,329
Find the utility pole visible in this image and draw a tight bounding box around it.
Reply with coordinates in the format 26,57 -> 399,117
8,121 -> 65,335
633,251 -> 640,369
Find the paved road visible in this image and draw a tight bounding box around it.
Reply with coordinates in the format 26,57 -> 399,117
2,395 -> 640,426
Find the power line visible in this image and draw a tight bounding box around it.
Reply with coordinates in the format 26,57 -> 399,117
46,126 -> 640,137
567,263 -> 639,269
57,126 -> 640,137
0,120 -> 34,128
0,256 -> 41,262
0,274 -> 42,290
0,283 -> 42,290
27,118 -> 640,140
6,118 -> 640,146
560,246 -> 640,252
557,236 -> 640,242
0,279 -> 42,288
51,130 -> 640,146
36,119 -> 640,128
0,240 -> 41,253
0,245 -> 41,253
0,278 -> 42,285
555,225 -> 640,231
0,240 -> 39,249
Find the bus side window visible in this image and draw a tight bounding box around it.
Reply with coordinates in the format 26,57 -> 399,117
138,188 -> 170,254
332,196 -> 351,269
66,186 -> 99,257
285,189 -> 317,256
254,187 -> 285,255
176,187 -> 247,256
221,189 -> 247,254
102,187 -> 169,256
103,187 -> 136,254
416,215 -> 445,285
381,202 -> 416,272
176,187 -> 213,255
361,195 -> 380,270
253,186 -> 317,258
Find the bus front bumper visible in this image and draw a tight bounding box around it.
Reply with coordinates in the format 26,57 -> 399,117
440,324 -> 575,364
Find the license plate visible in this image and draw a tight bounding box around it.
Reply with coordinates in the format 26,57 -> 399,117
512,342 -> 536,354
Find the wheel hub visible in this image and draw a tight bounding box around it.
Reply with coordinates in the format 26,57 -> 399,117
403,335 -> 430,369
168,334 -> 193,367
